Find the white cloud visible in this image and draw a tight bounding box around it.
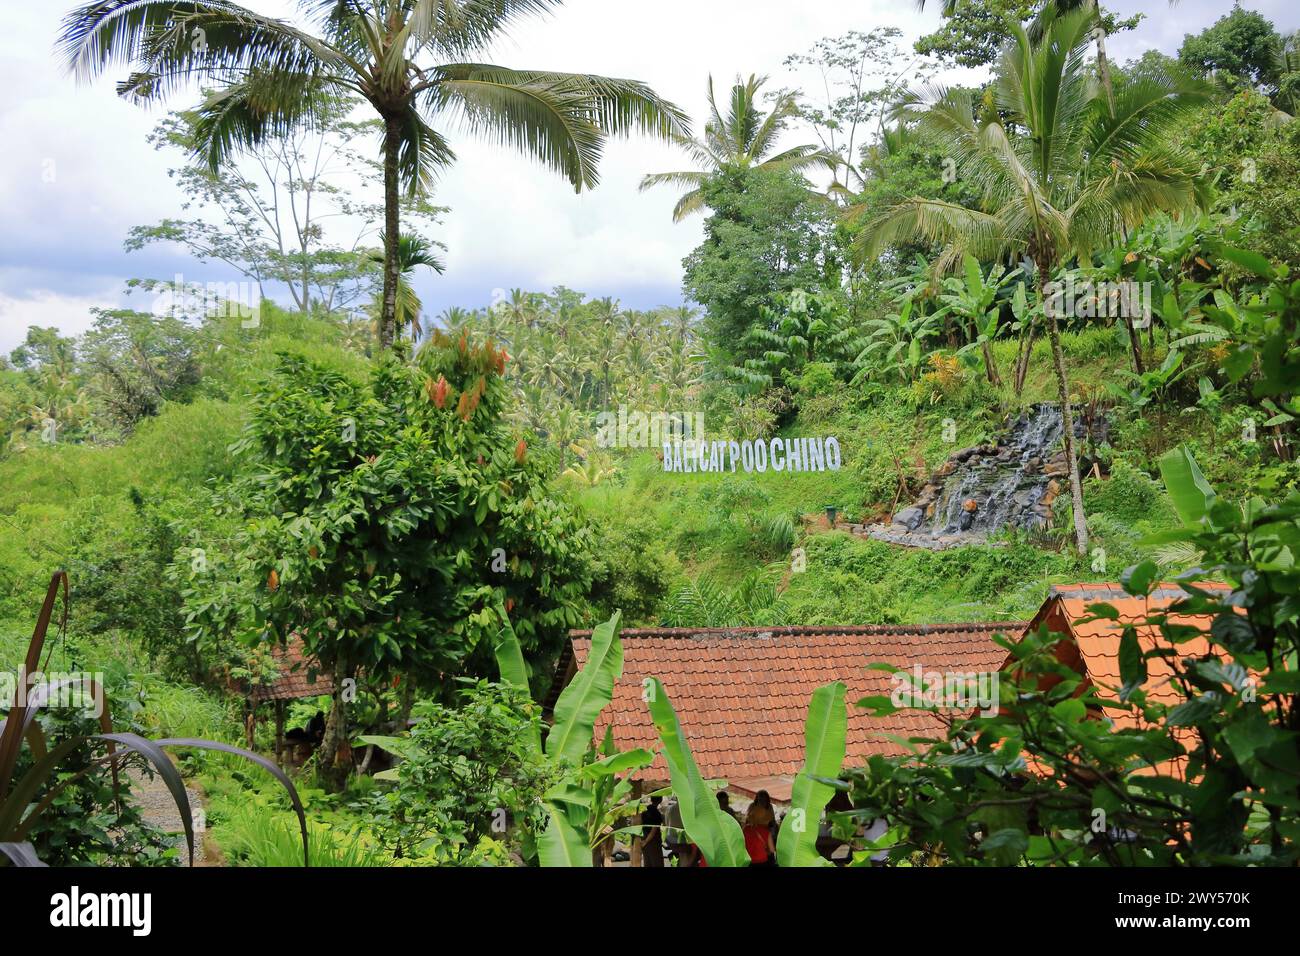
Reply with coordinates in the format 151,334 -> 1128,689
0,288 -> 116,353
2,0 -> 1292,340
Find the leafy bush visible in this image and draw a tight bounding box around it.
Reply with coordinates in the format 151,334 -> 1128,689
355,680 -> 552,864
659,570 -> 786,627
214,801 -> 383,867
1083,461 -> 1177,528
760,513 -> 797,557
586,515 -> 678,626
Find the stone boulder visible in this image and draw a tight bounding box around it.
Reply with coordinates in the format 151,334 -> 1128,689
892,506 -> 927,531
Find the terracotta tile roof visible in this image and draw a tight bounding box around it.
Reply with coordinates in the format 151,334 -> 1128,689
248,638 -> 335,703
1022,582 -> 1231,778
559,623 -> 1023,789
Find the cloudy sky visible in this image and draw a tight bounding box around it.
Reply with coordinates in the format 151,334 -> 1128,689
0,1 -> 1291,352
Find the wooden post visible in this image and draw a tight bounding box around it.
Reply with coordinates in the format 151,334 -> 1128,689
629,780 -> 643,867
273,700 -> 286,764
244,700 -> 256,751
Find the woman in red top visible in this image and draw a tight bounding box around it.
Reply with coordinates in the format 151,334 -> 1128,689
743,791 -> 777,866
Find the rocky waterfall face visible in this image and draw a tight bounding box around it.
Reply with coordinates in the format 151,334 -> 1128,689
862,404 -> 1076,550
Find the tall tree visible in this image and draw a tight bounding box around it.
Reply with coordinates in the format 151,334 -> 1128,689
61,0 -> 688,350
640,74 -> 835,221
128,93 -> 404,319
857,7 -> 1208,556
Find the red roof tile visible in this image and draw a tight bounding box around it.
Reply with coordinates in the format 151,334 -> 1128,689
1022,582 -> 1232,779
248,638 -> 335,703
561,623 -> 1022,788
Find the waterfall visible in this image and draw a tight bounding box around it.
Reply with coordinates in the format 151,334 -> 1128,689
929,404 -> 1064,537
865,403 -> 1082,549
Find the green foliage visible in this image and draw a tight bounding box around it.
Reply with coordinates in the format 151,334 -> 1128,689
181,337 -> 594,690
684,166 -> 843,354
492,610 -> 655,867
914,0 -> 1038,68
640,73 -> 835,221
776,680 -> 847,867
356,680 -> 551,864
585,516 -> 677,626
1084,461 -> 1178,528
731,288 -> 864,391
643,677 -> 748,867
851,297 -> 942,385
214,801 -> 383,867
12,704 -> 176,867
1,573 -> 307,867
1179,4 -> 1283,91
62,0 -> 687,349
660,570 -> 787,628
851,447 -> 1300,865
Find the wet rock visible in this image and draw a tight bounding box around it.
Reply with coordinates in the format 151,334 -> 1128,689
892,507 -> 926,531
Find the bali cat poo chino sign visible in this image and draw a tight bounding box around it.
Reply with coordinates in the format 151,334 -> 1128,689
662,437 -> 842,474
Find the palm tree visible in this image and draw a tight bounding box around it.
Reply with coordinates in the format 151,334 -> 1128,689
61,1 -> 688,350
368,233 -> 443,339
857,7 -> 1207,555
640,73 -> 836,221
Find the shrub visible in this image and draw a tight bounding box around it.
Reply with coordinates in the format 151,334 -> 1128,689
1083,461 -> 1177,528
354,680 -> 552,864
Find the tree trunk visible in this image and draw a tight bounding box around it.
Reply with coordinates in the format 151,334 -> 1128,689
1092,2 -> 1116,116
1013,317 -> 1036,396
379,117 -> 402,351
981,339 -> 1003,389
1043,296 -> 1089,557
1123,312 -> 1145,376
317,656 -> 351,790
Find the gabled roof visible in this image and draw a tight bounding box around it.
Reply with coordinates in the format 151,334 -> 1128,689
553,623 -> 1023,794
1027,582 -> 1226,712
248,638 -> 334,703
1023,582 -> 1230,779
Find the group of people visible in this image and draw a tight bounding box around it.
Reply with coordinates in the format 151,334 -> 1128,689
636,790 -> 782,867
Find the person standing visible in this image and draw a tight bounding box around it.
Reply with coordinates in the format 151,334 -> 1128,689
640,795 -> 665,867
743,790 -> 777,866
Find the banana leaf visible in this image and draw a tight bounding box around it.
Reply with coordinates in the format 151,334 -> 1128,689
777,681 -> 847,867
643,677 -> 746,867
1159,446 -> 1216,527
491,599 -> 542,755
539,806 -> 592,867
545,611 -> 623,766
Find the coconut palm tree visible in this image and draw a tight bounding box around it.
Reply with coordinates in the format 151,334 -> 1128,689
60,1 -> 688,350
368,233 -> 443,339
857,7 -> 1208,555
640,73 -> 836,221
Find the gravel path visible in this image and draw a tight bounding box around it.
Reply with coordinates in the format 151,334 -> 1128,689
128,765 -> 211,866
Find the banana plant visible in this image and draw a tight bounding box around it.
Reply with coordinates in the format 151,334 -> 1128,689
937,254 -> 1015,388
731,289 -> 863,392
851,297 -> 941,385
491,604 -> 655,866
642,677 -> 747,866
776,680 -> 848,867
1109,348 -> 1196,407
